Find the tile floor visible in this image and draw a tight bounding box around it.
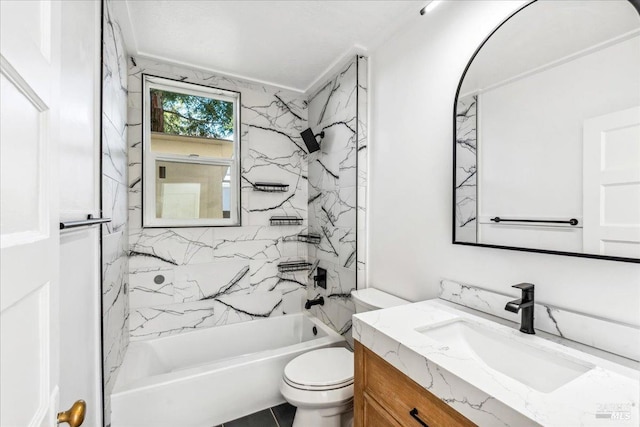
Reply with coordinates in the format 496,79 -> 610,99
214,403 -> 296,427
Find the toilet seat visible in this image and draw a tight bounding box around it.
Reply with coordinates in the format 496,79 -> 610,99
283,347 -> 354,391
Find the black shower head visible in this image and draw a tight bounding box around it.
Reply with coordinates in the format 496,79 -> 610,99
300,128 -> 324,153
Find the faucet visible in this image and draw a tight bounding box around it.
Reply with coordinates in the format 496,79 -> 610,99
505,283 -> 535,334
305,296 -> 324,310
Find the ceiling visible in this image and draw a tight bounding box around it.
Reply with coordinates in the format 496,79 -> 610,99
114,0 -> 425,94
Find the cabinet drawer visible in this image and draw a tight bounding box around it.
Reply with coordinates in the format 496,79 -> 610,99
363,392 -> 403,427
356,342 -> 475,427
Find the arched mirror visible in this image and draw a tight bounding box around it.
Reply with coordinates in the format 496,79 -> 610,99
453,0 -> 640,262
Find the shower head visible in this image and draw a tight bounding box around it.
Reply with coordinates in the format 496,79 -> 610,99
300,128 -> 324,153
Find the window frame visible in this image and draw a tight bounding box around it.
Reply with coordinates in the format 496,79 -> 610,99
142,74 -> 241,227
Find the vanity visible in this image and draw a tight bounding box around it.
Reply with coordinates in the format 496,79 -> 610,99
355,341 -> 474,426
353,295 -> 639,426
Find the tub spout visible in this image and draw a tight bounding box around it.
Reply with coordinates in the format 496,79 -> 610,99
305,296 -> 324,310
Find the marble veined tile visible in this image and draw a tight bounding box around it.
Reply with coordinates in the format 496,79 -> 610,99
455,94 -> 477,243
173,260 -> 251,303
335,187 -> 356,228
338,228 -> 356,270
241,90 -> 306,139
102,116 -> 128,184
315,225 -> 340,265
309,157 -> 339,193
249,259 -> 307,293
215,290 -> 284,318
129,268 -> 175,309
102,231 -> 128,313
317,118 -> 357,157
125,54 -> 312,341
309,290 -> 355,349
102,175 -> 127,235
305,56 -> 365,345
356,56 -> 368,287
280,285 -> 307,316
129,228 -> 214,269
129,293 -> 284,340
308,59 -> 357,128
339,147 -> 357,189
244,119 -> 307,159
244,179 -> 307,227
211,226 -> 287,260
129,299 -> 227,340
102,4 -> 129,422
309,260 -> 355,298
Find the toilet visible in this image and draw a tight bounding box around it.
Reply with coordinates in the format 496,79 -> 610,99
280,288 -> 409,427
351,288 -> 410,314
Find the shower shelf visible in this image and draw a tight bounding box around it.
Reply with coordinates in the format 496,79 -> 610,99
294,233 -> 321,244
253,182 -> 289,192
270,216 -> 303,226
278,260 -> 313,273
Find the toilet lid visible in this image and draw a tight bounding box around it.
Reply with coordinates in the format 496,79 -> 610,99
284,347 -> 354,390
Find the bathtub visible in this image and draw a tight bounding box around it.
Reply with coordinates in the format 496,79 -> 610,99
110,312 -> 346,427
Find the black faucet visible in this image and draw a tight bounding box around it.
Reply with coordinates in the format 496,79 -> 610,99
505,283 -> 535,334
305,296 -> 324,310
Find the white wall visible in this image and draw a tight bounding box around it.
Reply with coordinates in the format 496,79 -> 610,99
368,0 -> 640,326
478,36 -> 640,252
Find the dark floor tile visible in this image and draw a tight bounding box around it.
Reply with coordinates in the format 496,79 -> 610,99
225,409 -> 278,427
271,403 -> 296,427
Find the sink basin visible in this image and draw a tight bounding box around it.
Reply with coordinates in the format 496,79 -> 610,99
417,320 -> 594,393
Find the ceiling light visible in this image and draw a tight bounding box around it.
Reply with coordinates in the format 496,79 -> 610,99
420,0 -> 443,15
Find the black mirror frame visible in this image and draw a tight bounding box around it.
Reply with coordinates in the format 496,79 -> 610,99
452,0 -> 640,264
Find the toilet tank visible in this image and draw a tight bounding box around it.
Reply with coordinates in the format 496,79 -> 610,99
351,288 -> 409,313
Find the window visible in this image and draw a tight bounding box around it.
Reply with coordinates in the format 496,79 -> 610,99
142,75 -> 241,227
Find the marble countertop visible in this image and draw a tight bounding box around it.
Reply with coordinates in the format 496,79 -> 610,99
352,299 -> 639,427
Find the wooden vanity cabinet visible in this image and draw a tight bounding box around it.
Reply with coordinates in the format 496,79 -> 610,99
354,341 -> 476,427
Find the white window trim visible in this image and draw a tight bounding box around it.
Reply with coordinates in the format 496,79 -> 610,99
142,75 -> 241,227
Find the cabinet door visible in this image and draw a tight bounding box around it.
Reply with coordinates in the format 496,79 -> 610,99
364,393 -> 403,427
355,341 -> 475,427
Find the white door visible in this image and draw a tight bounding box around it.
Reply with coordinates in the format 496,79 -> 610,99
0,1 -> 72,426
58,1 -> 103,426
583,106 -> 640,258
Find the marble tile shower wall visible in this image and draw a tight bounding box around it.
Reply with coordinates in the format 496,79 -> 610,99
126,58 -> 310,340
356,56 -> 368,289
307,56 -> 368,348
455,94 -> 477,242
101,1 -> 129,424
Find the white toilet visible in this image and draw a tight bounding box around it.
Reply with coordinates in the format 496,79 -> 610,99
280,288 -> 409,427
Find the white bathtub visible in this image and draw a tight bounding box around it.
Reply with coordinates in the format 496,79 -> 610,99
111,313 -> 346,427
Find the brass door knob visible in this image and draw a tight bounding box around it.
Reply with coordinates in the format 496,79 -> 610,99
57,400 -> 86,427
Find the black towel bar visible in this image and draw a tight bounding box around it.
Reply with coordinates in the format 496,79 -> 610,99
60,215 -> 111,230
490,217 -> 578,226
